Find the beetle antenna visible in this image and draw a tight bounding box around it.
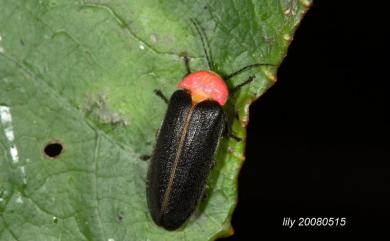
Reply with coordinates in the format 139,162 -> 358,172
224,63 -> 274,80
190,18 -> 214,70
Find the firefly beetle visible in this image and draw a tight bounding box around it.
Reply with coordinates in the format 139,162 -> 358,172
147,19 -> 272,230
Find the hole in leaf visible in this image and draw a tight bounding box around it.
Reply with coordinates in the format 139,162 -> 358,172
43,141 -> 63,159
117,212 -> 124,223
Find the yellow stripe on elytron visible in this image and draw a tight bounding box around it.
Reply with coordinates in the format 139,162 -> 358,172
159,105 -> 195,218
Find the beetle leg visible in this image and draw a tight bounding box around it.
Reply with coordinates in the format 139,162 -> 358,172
183,56 -> 192,75
224,63 -> 274,80
229,76 -> 256,94
154,89 -> 169,104
234,109 -> 240,120
223,115 -> 242,142
202,184 -> 210,201
139,154 -> 151,161
202,192 -> 208,201
228,133 -> 242,142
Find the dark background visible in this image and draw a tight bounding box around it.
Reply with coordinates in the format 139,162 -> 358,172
220,0 -> 389,239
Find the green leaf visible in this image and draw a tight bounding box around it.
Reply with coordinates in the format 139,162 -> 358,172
0,0 -> 311,240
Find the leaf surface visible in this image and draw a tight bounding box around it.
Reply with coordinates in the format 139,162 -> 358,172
0,0 -> 311,240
